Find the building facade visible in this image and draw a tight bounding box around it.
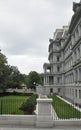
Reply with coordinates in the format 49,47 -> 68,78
43,1 -> 81,105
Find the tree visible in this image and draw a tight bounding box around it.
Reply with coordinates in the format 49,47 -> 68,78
0,50 -> 11,91
0,50 -> 43,91
7,66 -> 25,89
21,74 -> 28,86
0,50 -> 28,91
27,71 -> 41,90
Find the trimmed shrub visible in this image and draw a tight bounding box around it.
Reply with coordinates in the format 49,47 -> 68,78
0,92 -> 33,97
19,94 -> 38,114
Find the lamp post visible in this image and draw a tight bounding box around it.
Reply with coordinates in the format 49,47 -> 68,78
33,82 -> 37,91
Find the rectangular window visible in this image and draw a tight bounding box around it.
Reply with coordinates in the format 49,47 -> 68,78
57,67 -> 60,72
50,88 -> 53,93
79,90 -> 81,99
75,89 -> 77,98
58,88 -> 61,93
57,56 -> 59,61
70,88 -> 71,96
72,89 -> 74,96
49,76 -> 53,85
57,77 -> 60,84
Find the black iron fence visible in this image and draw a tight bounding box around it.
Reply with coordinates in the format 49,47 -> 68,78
0,95 -> 81,121
0,98 -> 25,115
50,96 -> 81,120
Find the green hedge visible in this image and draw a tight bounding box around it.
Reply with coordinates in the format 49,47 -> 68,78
19,94 -> 38,114
0,92 -> 33,97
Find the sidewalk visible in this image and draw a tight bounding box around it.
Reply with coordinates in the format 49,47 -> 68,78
0,125 -> 81,130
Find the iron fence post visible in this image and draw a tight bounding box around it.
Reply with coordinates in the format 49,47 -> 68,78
1,99 -> 3,114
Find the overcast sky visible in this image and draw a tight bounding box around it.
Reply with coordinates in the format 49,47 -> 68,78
0,0 -> 80,74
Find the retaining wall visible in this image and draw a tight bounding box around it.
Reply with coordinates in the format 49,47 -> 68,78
0,115 -> 81,127
0,115 -> 36,127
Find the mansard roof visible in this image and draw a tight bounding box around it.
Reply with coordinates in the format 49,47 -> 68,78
63,30 -> 68,39
48,26 -> 69,52
69,1 -> 81,34
73,2 -> 81,12
55,31 -> 63,40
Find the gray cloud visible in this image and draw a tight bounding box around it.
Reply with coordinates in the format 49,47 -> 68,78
0,0 -> 80,73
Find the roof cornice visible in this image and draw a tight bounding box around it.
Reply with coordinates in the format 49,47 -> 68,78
69,2 -> 81,34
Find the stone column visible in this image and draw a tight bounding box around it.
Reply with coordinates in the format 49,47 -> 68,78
44,65 -> 47,73
77,68 -> 80,82
62,74 -> 65,84
72,52 -> 75,64
75,30 -> 78,42
36,97 -> 53,127
78,25 -> 81,37
45,76 -> 48,85
44,75 -> 46,85
80,44 -> 81,58
53,65 -> 55,73
71,35 -> 75,45
67,76 -> 69,84
74,70 -> 77,82
73,70 -> 76,83
79,68 -> 81,82
76,48 -> 78,60
53,76 -> 55,84
47,76 -> 48,85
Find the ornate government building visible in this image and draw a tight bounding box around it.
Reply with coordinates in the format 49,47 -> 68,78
43,1 -> 81,104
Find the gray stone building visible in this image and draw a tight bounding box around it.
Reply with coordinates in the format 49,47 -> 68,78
43,1 -> 81,105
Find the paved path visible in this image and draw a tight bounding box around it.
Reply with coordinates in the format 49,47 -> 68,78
51,105 -> 58,120
0,126 -> 81,130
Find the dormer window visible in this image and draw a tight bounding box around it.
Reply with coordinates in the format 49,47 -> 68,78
57,56 -> 60,61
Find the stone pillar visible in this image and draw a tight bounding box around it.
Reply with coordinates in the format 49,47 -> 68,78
46,76 -> 48,85
78,25 -> 81,37
36,97 -> 54,128
75,30 -> 78,42
72,52 -> 75,64
73,70 -> 76,83
79,68 -> 81,82
53,76 -> 54,84
77,68 -> 80,82
76,49 -> 78,60
80,44 -> 81,58
44,75 -> 46,85
62,74 -> 65,84
54,77 -> 56,84
46,76 -> 49,84
44,66 -> 47,73
71,35 -> 75,45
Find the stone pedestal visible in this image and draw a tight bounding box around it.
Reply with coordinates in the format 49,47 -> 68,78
36,97 -> 54,128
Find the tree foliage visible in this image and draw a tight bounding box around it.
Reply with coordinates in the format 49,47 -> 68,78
7,66 -> 25,89
27,71 -> 43,89
19,94 -> 38,114
0,50 -> 26,91
0,50 -> 44,91
0,50 -> 10,90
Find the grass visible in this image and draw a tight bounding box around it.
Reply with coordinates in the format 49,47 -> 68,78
49,95 -> 81,119
0,95 -> 29,114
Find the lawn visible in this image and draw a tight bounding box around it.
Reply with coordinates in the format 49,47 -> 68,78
49,95 -> 81,119
0,95 -> 29,114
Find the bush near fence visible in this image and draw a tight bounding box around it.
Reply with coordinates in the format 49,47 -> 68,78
19,94 -> 38,114
0,92 -> 33,97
